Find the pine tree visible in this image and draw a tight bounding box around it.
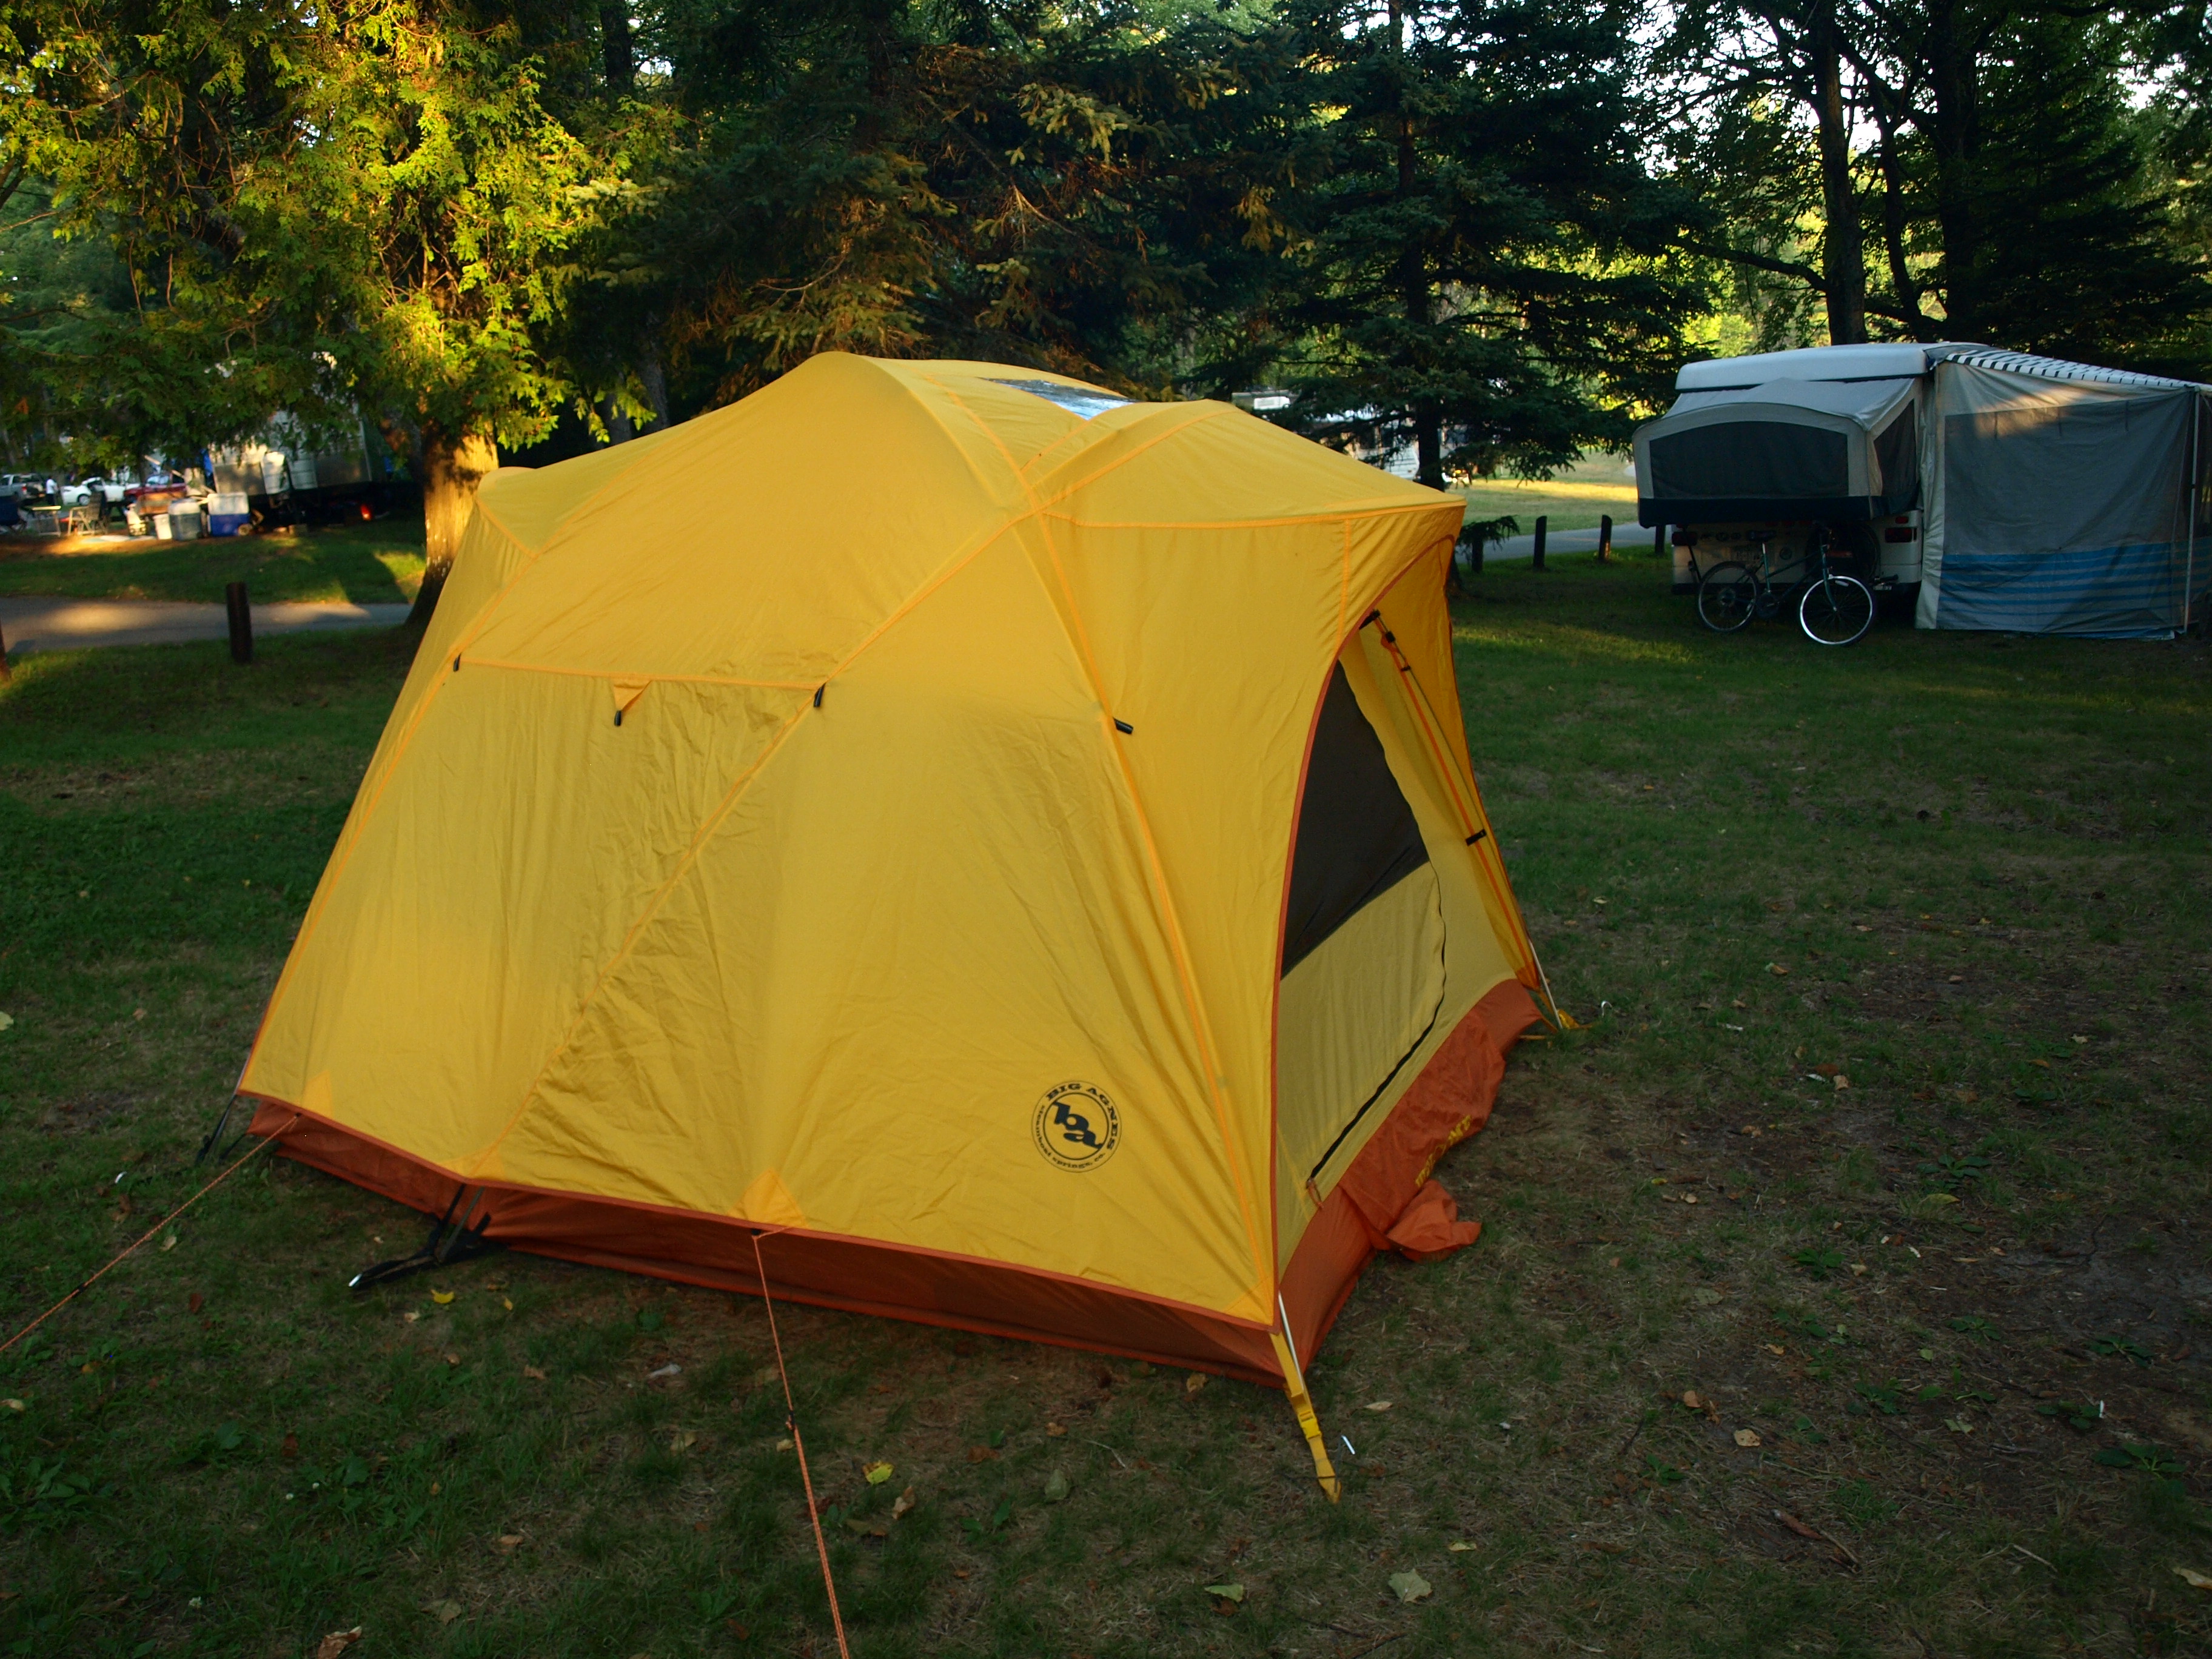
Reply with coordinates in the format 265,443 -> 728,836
1265,0 -> 1701,488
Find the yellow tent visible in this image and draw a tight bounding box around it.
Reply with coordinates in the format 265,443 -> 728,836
242,354 -> 1550,1489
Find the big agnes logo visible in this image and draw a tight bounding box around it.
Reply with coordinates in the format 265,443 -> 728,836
1031,1082 -> 1120,1172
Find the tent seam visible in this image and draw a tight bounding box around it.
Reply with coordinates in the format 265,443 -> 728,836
917,367 -> 1273,1311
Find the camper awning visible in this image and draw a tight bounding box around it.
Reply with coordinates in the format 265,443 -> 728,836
1634,376 -> 1921,526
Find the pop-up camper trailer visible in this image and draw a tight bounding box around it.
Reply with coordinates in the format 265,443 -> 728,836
1634,343 -> 2211,638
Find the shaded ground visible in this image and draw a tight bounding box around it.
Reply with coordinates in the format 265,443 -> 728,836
1,548 -> 2207,1657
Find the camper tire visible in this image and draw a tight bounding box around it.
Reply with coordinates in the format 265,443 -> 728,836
1695,562 -> 1758,632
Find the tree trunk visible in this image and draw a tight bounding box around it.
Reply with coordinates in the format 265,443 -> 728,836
1812,5 -> 1868,344
639,331 -> 669,431
601,2 -> 634,92
407,424 -> 497,628
1925,0 -> 1982,339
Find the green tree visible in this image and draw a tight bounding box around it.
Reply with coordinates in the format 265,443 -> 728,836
1265,0 -> 1701,490
0,0 -> 617,614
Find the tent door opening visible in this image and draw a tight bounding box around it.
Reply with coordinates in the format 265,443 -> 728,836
1276,664 -> 1448,1189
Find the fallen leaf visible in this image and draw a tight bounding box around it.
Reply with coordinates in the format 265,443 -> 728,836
161,1232 -> 178,1252
1044,1469 -> 1071,1503
864,1460 -> 894,1485
2174,1566 -> 2212,1591
0,1399 -> 23,1412
501,1298 -> 513,1311
1203,1582 -> 1245,1603
423,1599 -> 464,1624
1364,1400 -> 1393,1412
1774,1510 -> 1823,1541
775,1438 -> 794,1452
314,1630 -> 363,1659
444,1352 -> 460,1367
1185,1373 -> 1207,1395
1734,1429 -> 1761,1448
1389,1569 -> 1433,1603
1693,1288 -> 1723,1305
1766,1344 -> 1786,1356
1044,1422 -> 1067,1436
670,1430 -> 697,1452
495,1534 -> 524,1552
430,1290 -> 455,1305
0,1012 -> 13,1031
522,1365 -> 546,1381
1832,1074 -> 1851,1091
1812,1062 -> 1839,1077
188,1292 -> 204,1315
402,1311 -> 419,1324
1448,1540 -> 1476,1552
648,1362 -> 682,1379
891,1486 -> 917,1521
952,1568 -> 970,1580
844,1517 -> 888,1538
1767,963 -> 1789,976
281,1433 -> 300,1460
966,1446 -> 999,1464
1680,1390 -> 1703,1410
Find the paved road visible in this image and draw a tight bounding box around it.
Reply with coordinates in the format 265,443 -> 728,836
0,596 -> 411,655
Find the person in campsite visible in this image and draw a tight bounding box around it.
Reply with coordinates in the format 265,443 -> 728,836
232,355 -> 1560,1509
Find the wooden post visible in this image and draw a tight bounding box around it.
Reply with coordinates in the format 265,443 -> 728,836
1598,513 -> 1614,563
1531,515 -> 1547,572
225,581 -> 254,665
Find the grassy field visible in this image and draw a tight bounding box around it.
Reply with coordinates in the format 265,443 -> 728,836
0,515 -> 426,606
2,548 -> 2208,1658
1453,454 -> 1640,536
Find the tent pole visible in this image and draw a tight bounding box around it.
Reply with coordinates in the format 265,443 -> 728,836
2188,392 -> 2202,635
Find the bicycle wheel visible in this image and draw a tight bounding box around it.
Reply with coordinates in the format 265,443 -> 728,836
1798,574 -> 1874,645
1697,561 -> 1758,632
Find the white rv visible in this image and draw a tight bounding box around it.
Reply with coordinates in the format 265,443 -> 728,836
1634,343 -> 2211,638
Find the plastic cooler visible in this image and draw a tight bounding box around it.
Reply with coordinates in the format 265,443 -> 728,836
206,492 -> 251,537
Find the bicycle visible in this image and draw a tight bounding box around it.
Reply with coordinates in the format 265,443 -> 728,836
1695,526 -> 1874,646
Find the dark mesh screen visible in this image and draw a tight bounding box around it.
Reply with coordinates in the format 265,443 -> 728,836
1281,666 -> 1430,976
1650,421 -> 1849,500
1873,406 -> 1918,509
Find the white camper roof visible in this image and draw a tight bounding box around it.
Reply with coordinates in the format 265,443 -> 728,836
1676,343 -> 1974,391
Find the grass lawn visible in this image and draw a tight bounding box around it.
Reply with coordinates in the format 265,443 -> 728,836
2,551 -> 2209,1657
1453,453 -> 1640,536
0,515 -> 427,606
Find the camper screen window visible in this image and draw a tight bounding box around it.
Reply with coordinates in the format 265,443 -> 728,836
1873,406 -> 1918,508
1649,422 -> 1848,501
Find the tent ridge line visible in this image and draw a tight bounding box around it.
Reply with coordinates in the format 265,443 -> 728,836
1041,500 -> 1458,534
1016,500 -> 1273,1307
250,1092 -> 1276,1332
451,657 -> 820,692
919,360 -> 1270,1304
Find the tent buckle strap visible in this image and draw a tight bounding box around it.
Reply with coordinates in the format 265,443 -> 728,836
347,1184 -> 504,1292
1464,828 -> 1487,845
